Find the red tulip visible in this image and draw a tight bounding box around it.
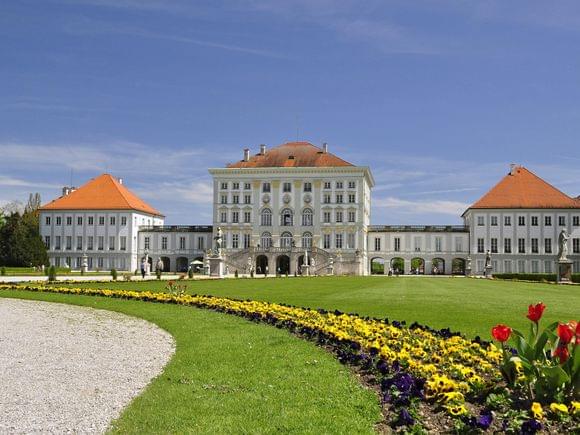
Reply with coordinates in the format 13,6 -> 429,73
557,323 -> 574,345
526,302 -> 546,323
491,324 -> 512,342
576,321 -> 580,345
553,345 -> 570,363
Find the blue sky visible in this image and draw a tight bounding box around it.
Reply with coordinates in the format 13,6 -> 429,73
2,0 -> 580,224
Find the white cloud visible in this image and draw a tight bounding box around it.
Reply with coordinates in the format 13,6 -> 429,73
374,196 -> 470,216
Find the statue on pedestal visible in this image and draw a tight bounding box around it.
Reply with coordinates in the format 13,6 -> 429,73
213,227 -> 223,256
558,229 -> 570,261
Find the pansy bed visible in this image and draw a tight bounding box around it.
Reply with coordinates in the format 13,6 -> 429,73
1,284 -> 578,433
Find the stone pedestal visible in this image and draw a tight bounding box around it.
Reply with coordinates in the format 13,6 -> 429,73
81,254 -> 88,274
557,260 -> 573,284
484,265 -> 493,279
301,264 -> 310,276
208,256 -> 225,278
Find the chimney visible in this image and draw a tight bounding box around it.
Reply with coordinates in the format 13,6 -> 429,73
118,178 -> 123,185
243,148 -> 250,162
322,142 -> 328,153
260,144 -> 266,155
509,163 -> 518,175
62,187 -> 70,196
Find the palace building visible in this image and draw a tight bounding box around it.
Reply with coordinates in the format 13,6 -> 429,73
39,142 -> 580,276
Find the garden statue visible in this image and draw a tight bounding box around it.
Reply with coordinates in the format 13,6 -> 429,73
156,257 -> 164,273
558,229 -> 570,261
214,227 -> 223,255
484,250 -> 491,269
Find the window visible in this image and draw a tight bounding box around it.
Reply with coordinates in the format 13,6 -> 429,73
220,211 -> 227,223
281,208 -> 293,226
335,211 -> 343,223
76,236 -> 82,250
323,181 -> 331,189
504,260 -> 512,273
304,182 -> 312,192
144,237 -> 150,250
544,261 -> 552,274
348,211 -> 356,223
120,236 -> 127,251
302,232 -> 312,248
504,238 -> 511,253
323,234 -> 331,249
87,236 -> 93,251
348,181 -> 356,189
302,208 -> 313,226
55,236 -> 61,250
491,216 -> 498,226
531,260 -> 539,273
244,183 -> 251,190
44,236 -> 50,249
98,236 -> 104,251
75,216 -> 81,225
280,232 -> 293,248
232,234 -> 239,249
261,232 -> 272,249
283,182 -> 292,193
374,237 -> 381,251
110,216 -> 115,225
347,233 -> 355,249
232,211 -> 239,223
66,236 -> 72,250
45,216 -> 51,225
348,194 -> 355,203
97,257 -> 104,269
531,216 -> 538,226
66,216 -> 72,226
504,216 -> 511,226
262,182 -> 271,193
161,237 -> 167,250
323,194 -> 331,204
335,233 -> 343,249
109,236 -> 115,250
545,238 -> 552,254
336,181 -> 343,189
477,238 -> 484,253
435,237 -> 442,252
558,216 -> 566,226
336,194 -> 343,204
477,216 -> 484,226
232,195 -> 239,204
121,216 -> 127,226
574,238 -> 580,254
531,238 -> 538,253
99,216 -> 105,226
518,216 -> 525,226
518,238 -> 525,253
198,236 -> 205,250
260,209 -> 272,226
243,234 -> 251,248
545,216 -> 552,226
221,182 -> 228,190
244,211 -> 251,223
518,260 -> 525,273
221,195 -> 227,204
232,182 -> 239,190
574,216 -> 579,226
56,216 -> 62,226
414,237 -> 421,252
323,211 -> 331,223
88,216 -> 93,225
179,237 -> 186,250
455,238 -> 463,252
394,237 -> 401,252
244,195 -> 251,204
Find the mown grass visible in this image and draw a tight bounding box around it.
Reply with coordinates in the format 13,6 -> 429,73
0,289 -> 380,434
64,276 -> 580,338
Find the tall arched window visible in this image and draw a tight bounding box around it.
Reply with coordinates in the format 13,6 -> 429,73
280,231 -> 293,248
302,208 -> 313,226
302,232 -> 312,248
260,208 -> 272,226
261,232 -> 272,249
281,208 -> 293,226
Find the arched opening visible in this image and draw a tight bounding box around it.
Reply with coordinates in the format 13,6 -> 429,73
256,255 -> 269,275
411,257 -> 425,275
302,232 -> 312,248
260,208 -> 272,226
276,255 -> 290,275
280,231 -> 293,248
301,208 -> 313,226
370,257 -> 385,275
160,256 -> 171,272
280,208 -> 293,226
431,258 -> 445,275
260,232 -> 272,249
176,256 -> 189,273
452,258 -> 466,275
391,257 -> 404,275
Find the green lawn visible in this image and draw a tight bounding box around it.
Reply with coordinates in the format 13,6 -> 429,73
64,276 -> 580,338
0,289 -> 380,434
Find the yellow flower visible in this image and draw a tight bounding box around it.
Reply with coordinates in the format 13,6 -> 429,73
570,401 -> 580,415
550,403 -> 569,414
531,402 -> 543,419
445,404 -> 468,416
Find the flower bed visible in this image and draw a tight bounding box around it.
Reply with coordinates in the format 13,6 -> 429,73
1,284 -> 578,433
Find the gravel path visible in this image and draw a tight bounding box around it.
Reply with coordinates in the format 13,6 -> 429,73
0,298 -> 175,434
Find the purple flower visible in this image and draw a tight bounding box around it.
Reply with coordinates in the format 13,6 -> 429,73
393,373 -> 414,392
376,359 -> 389,375
476,412 -> 492,430
397,408 -> 414,426
520,419 -> 542,434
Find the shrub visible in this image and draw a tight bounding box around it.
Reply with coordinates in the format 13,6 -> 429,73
235,270 -> 238,278
123,273 -> 132,281
47,265 -> 56,282
156,268 -> 162,280
494,273 -> 557,282
188,267 -> 193,279
0,267 -> 5,276
111,268 -> 117,281
134,269 -> 139,276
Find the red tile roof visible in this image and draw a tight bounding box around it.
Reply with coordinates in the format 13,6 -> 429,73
466,166 -> 579,212
40,174 -> 163,216
226,141 -> 354,168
